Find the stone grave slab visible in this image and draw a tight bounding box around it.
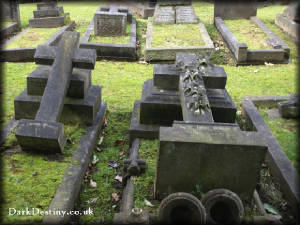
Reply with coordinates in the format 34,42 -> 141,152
175,6 -> 198,24
79,6 -> 137,60
214,15 -> 290,65
154,122 -> 267,199
157,0 -> 191,6
15,31 -> 98,153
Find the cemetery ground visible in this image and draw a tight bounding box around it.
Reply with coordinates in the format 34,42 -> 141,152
0,1 -> 298,224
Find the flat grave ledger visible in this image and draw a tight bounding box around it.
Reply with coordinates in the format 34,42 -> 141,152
14,31 -> 103,153
214,0 -> 290,65
29,1 -> 69,28
146,5 -> 213,61
275,2 -> 299,42
0,0 -> 20,39
80,5 -> 137,60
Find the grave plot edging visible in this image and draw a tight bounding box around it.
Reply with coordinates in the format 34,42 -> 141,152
0,21 -> 75,62
0,23 -> 19,39
214,16 -> 290,65
242,96 -> 299,218
275,13 -> 299,43
79,17 -> 137,60
42,103 -> 106,224
119,1 -> 155,19
145,20 -> 214,62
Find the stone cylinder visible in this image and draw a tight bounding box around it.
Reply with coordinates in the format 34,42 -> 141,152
202,188 -> 244,224
158,192 -> 206,224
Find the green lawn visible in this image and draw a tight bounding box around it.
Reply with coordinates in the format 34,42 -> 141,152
151,21 -> 205,47
224,19 -> 270,49
4,27 -> 61,49
0,1 -> 298,224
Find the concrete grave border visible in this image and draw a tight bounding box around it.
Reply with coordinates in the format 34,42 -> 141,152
242,96 -> 299,217
214,16 -> 290,65
145,19 -> 214,62
79,8 -> 137,61
0,0 -> 21,39
275,13 -> 299,43
0,21 -> 75,62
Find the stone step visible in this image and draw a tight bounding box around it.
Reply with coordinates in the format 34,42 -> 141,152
14,85 -> 101,126
29,16 -> 65,28
33,9 -> 60,18
153,64 -> 227,90
139,79 -> 236,125
27,65 -> 91,98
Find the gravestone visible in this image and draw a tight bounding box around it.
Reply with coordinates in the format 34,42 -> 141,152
175,6 -> 198,24
278,94 -> 299,119
0,0 -> 20,38
275,2 -> 299,42
15,31 -> 99,153
29,1 -> 67,28
214,0 -> 257,20
157,0 -> 191,6
94,5 -> 132,36
129,53 -> 267,200
0,0 -> 20,23
153,4 -> 197,24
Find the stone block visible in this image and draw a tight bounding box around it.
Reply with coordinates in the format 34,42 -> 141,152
14,86 -> 101,126
155,122 -> 267,200
33,9 -> 60,18
15,119 -> 66,153
214,0 -> 257,20
283,2 -> 299,22
94,11 -> 127,36
37,2 -> 57,11
275,13 -> 299,41
27,65 -> 91,98
29,16 -> 65,28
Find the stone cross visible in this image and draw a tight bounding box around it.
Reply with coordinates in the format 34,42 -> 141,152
94,5 -> 132,36
15,31 -> 96,153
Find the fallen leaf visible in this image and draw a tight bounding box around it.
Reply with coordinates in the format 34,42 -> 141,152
254,69 -> 259,73
89,179 -> 97,188
96,147 -> 102,152
112,193 -> 119,201
86,197 -> 98,204
103,118 -> 108,127
264,62 -> 274,66
264,203 -> 279,215
92,155 -> 99,165
119,151 -> 125,156
114,140 -> 125,146
138,60 -> 148,65
144,199 -> 154,207
112,205 -> 117,209
98,136 -> 104,146
114,175 -> 123,183
108,161 -> 119,169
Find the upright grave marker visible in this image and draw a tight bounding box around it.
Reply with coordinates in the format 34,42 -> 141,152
29,1 -> 68,28
0,0 -> 20,39
15,31 -> 97,153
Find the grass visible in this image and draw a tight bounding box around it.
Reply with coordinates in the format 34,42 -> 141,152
1,21 -> 15,27
0,1 -> 299,224
224,19 -> 270,49
258,107 -> 299,169
151,21 -> 205,47
4,27 -> 61,49
89,23 -> 131,44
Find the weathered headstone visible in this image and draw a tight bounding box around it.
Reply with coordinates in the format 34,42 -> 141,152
15,31 -> 98,153
29,1 -> 67,28
157,0 -> 191,6
153,5 -> 175,24
214,0 -> 257,20
175,6 -> 198,24
94,5 -> 132,36
278,94 -> 299,119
